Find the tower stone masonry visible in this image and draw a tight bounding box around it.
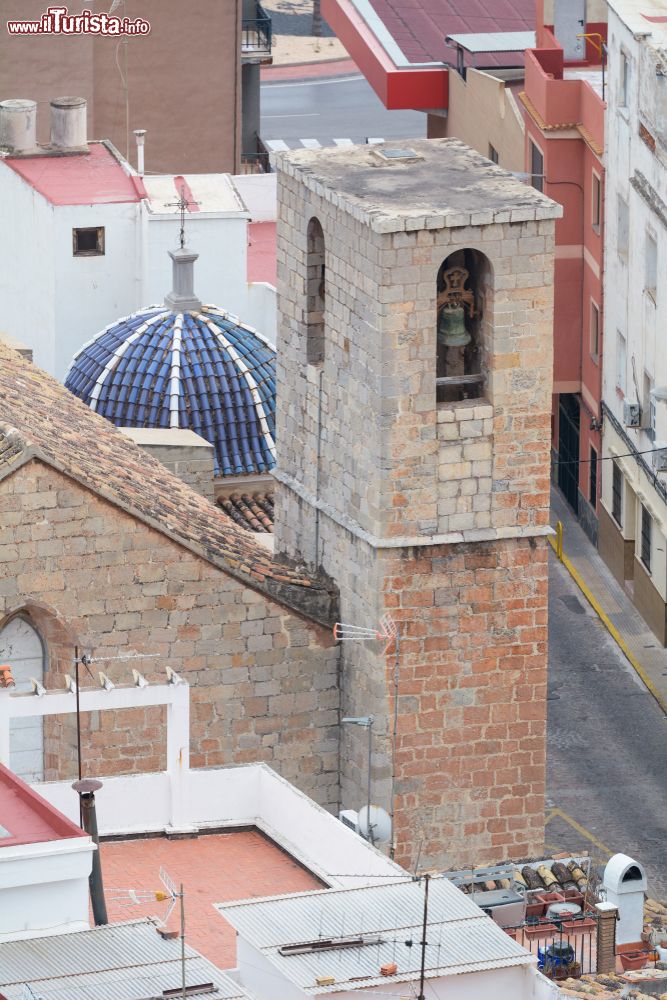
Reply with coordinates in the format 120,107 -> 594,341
273,138 -> 562,869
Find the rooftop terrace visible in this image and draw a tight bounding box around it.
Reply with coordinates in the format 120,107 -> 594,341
100,830 -> 323,966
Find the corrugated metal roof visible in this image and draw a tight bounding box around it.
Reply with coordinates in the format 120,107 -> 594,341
218,878 -> 533,994
0,958 -> 248,1000
445,30 -> 536,53
0,921 -> 254,1000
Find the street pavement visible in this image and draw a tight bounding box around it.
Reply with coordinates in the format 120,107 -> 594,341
547,551 -> 667,897
261,73 -> 425,149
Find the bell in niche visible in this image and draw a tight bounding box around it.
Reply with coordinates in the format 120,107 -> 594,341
437,303 -> 471,348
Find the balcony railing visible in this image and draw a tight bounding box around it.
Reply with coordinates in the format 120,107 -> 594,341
242,1 -> 272,62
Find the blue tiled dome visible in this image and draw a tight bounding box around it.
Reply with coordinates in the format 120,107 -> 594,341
65,304 -> 276,477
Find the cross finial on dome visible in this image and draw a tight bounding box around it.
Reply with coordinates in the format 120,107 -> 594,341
166,183 -> 201,251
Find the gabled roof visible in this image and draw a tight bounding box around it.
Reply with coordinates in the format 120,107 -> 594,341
0,762 -> 86,848
0,919 -> 256,1000
367,0 -> 534,65
2,141 -> 144,206
218,877 -> 534,994
0,344 -> 336,626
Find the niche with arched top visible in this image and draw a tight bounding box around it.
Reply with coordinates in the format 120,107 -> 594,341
306,217 -> 325,366
436,248 -> 492,404
0,615 -> 45,782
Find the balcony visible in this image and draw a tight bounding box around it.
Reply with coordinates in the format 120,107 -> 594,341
242,1 -> 272,63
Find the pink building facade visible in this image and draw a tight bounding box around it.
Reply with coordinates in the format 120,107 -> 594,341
522,4 -> 606,541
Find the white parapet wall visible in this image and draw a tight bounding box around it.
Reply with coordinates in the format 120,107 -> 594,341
5,675 -> 403,887
33,762 -> 405,889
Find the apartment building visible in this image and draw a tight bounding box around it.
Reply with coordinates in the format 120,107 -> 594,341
599,0 -> 667,642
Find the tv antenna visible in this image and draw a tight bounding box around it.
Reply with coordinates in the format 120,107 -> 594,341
108,867 -> 188,1000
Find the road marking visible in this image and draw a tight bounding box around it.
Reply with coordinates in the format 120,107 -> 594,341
548,536 -> 667,716
546,806 -> 614,859
264,139 -> 290,152
262,75 -> 363,89
263,113 -> 320,118
300,138 -> 321,149
333,138 -> 354,146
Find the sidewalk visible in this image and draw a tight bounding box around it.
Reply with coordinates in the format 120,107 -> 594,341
261,57 -> 359,83
550,487 -> 667,714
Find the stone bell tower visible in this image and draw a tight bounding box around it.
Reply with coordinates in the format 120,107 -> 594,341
274,139 -> 561,869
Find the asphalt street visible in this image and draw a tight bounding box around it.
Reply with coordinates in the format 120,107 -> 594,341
261,73 -> 426,146
547,552 -> 667,897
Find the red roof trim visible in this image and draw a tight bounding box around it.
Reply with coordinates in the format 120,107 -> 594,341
0,763 -> 86,848
4,142 -> 143,206
322,0 -> 449,110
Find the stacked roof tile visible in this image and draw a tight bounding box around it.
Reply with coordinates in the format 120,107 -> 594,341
65,305 -> 276,478
0,344 -> 335,625
219,492 -> 274,533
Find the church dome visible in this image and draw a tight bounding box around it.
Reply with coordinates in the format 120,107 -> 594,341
65,251 -> 276,478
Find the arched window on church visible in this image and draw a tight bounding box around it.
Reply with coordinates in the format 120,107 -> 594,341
306,217 -> 325,365
0,616 -> 45,782
436,249 -> 491,404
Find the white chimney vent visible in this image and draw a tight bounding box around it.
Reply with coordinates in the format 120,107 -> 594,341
0,99 -> 37,153
50,96 -> 88,150
603,853 -> 647,945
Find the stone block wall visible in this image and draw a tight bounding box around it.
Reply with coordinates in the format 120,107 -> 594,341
437,400 -> 494,534
275,158 -> 555,553
274,143 -> 557,866
0,460 -> 340,808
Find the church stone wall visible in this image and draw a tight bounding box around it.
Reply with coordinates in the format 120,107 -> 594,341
275,159 -> 556,551
274,142 -> 557,868
0,460 -> 340,809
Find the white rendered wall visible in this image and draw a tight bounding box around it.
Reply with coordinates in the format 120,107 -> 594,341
602,9 -> 666,429
235,941 -> 544,1000
54,201 -> 141,380
601,8 -> 667,596
33,762 -> 404,890
0,162 -> 56,374
0,837 -> 93,942
145,214 -> 252,319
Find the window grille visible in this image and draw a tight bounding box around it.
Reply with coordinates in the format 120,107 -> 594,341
612,462 -> 622,526
641,503 -> 652,571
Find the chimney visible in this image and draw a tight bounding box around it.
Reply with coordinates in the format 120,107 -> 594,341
0,99 -> 37,153
72,777 -> 108,926
134,128 -> 147,175
50,96 -> 88,151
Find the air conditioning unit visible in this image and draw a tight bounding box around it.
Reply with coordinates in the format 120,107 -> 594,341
623,401 -> 641,427
652,443 -> 667,471
470,888 -> 527,928
339,809 -> 359,832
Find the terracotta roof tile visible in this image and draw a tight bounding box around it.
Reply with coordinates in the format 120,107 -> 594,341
218,492 -> 274,533
0,344 -> 336,626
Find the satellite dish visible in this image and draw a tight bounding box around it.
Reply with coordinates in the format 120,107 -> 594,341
358,806 -> 392,846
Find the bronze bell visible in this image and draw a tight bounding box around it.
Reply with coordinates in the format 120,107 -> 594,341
438,304 -> 471,348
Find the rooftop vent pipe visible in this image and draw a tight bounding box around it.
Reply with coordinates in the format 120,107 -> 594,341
50,96 -> 88,150
72,777 -> 108,926
0,99 -> 37,153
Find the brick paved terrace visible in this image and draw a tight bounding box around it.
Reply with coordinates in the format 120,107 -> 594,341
100,830 -> 323,967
